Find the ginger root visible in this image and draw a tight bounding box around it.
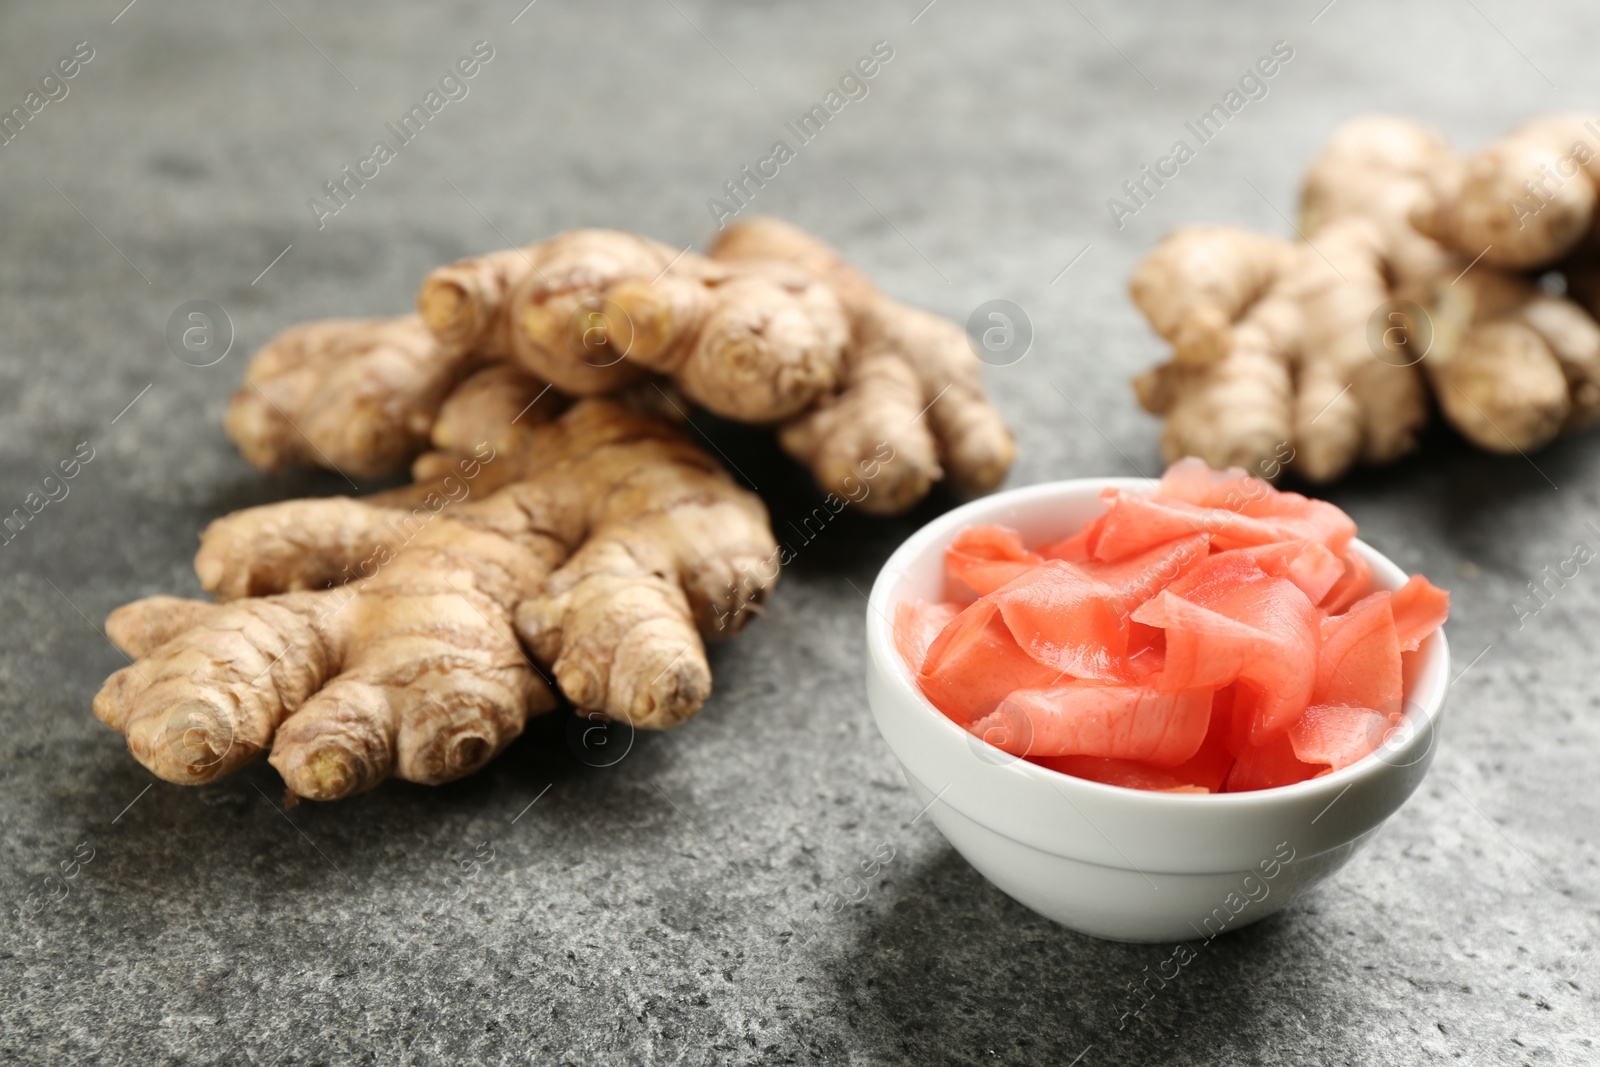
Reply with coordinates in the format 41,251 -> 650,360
107,218 -> 1016,800
231,219 -> 1015,514
1133,116 -> 1441,481
1133,114 -> 1600,478
96,399 -> 777,801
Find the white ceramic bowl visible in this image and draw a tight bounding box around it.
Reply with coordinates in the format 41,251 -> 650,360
865,478 -> 1450,943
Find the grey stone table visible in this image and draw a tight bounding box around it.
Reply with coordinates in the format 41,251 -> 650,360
1,1 -> 1595,1063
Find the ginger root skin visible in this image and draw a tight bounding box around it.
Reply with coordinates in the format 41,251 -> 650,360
604,261 -> 848,423
1420,114 -> 1600,271
409,363 -> 567,484
226,315 -> 481,479
712,216 -> 1016,513
1128,225 -> 1295,368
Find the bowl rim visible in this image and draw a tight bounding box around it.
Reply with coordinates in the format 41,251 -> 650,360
865,475 -> 1452,811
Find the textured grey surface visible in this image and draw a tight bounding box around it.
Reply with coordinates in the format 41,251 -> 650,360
1,1 -> 1597,1064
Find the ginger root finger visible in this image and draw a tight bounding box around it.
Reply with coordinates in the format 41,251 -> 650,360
411,364 -> 567,483
1289,219 -> 1429,479
1519,292 -> 1600,430
1423,269 -> 1592,451
513,435 -> 778,730
1128,225 -> 1296,367
1292,119 -> 1450,476
1432,320 -> 1570,451
266,678 -> 395,798
1349,357 -> 1431,465
494,229 -> 847,417
517,551 -> 709,732
1306,115 -> 1460,275
1138,299 -> 1297,474
417,247 -> 536,359
1427,114 -> 1600,270
514,289 -> 651,395
195,497 -> 410,601
516,523 -> 758,730
503,230 -> 684,394
269,586 -> 549,799
712,216 -> 1015,504
602,274 -> 711,368
106,596 -> 223,658
606,268 -> 847,422
420,232 -> 683,376
777,353 -> 939,516
248,512 -> 565,800
863,302 -> 1013,494
93,593 -> 339,783
225,315 -> 478,478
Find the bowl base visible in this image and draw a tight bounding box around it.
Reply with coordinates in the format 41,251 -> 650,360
908,773 -> 1374,943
